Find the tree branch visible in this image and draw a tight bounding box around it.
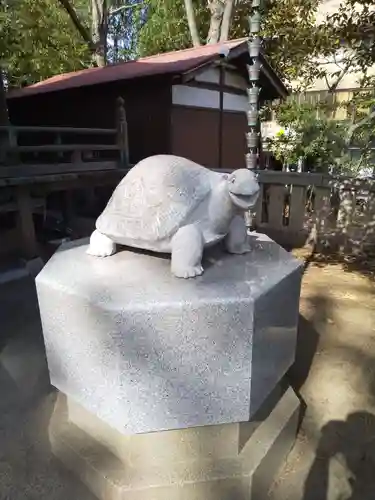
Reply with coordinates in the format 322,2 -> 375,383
328,55 -> 355,94
57,0 -> 96,51
109,2 -> 146,16
347,109 -> 375,144
184,0 -> 201,47
219,0 -> 234,42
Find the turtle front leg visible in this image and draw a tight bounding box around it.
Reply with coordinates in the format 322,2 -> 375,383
171,225 -> 204,278
225,215 -> 251,254
87,229 -> 117,257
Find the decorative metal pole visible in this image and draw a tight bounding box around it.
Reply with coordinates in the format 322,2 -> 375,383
245,0 -> 262,231
246,0 -> 262,171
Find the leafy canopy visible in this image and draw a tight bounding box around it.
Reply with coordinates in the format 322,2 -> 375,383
0,0 -> 91,88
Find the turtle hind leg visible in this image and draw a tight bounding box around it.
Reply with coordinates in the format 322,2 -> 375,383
87,229 -> 117,257
171,225 -> 204,279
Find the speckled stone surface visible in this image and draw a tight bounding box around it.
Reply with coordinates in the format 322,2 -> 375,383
36,232 -> 302,435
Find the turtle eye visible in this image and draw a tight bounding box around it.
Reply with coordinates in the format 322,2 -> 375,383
231,177 -> 236,183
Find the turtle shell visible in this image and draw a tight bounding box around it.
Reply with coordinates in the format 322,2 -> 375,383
96,155 -> 213,242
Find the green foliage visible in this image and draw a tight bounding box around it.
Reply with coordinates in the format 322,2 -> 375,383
3,0 -> 370,93
345,81 -> 375,175
0,0 -> 91,88
261,0 -> 335,86
323,0 -> 375,72
265,100 -> 348,171
262,0 -> 375,89
265,90 -> 375,176
137,0 -> 264,57
137,0 -> 210,56
261,0 -> 375,176
107,1 -> 148,62
137,0 -> 338,87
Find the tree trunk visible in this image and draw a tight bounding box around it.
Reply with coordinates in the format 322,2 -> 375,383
206,0 -> 225,44
184,0 -> 201,47
114,33 -> 119,63
219,0 -> 234,42
91,0 -> 108,66
57,0 -> 108,67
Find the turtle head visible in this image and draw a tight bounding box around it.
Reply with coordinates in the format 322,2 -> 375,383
226,169 -> 260,210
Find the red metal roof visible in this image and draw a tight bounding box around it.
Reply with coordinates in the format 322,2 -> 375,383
8,39 -> 248,99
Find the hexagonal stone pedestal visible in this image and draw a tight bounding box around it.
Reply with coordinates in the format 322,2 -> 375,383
37,232 -> 303,499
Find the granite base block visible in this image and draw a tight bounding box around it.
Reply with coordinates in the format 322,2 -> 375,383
49,385 -> 301,500
36,233 -> 302,435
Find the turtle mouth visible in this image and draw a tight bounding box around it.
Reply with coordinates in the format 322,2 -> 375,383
229,190 -> 259,209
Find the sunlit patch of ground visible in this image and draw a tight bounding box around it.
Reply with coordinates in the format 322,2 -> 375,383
270,254 -> 375,500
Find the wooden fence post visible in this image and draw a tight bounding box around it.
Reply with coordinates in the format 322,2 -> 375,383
55,132 -> 64,161
16,185 -> 38,259
308,186 -> 331,251
268,185 -> 285,229
6,126 -> 19,165
116,97 -> 129,168
337,182 -> 356,252
250,171 -> 375,252
288,186 -> 305,230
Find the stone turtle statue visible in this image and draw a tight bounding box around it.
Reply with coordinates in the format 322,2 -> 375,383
87,154 -> 259,278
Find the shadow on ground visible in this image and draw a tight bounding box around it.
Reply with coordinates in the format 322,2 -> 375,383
271,255 -> 375,500
298,248 -> 375,281
0,278 -> 95,500
303,411 -> 375,500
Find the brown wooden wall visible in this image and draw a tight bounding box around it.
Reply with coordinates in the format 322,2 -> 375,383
170,106 -> 247,170
222,111 -> 248,170
7,77 -> 172,165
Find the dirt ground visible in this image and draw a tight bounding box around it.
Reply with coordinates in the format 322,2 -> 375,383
270,252 -> 375,500
0,251 -> 374,500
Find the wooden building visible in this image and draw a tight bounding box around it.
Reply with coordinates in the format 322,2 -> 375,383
8,38 -> 288,171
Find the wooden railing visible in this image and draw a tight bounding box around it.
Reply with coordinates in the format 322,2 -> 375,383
253,171 -> 375,254
0,97 -> 129,179
0,124 -> 129,178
